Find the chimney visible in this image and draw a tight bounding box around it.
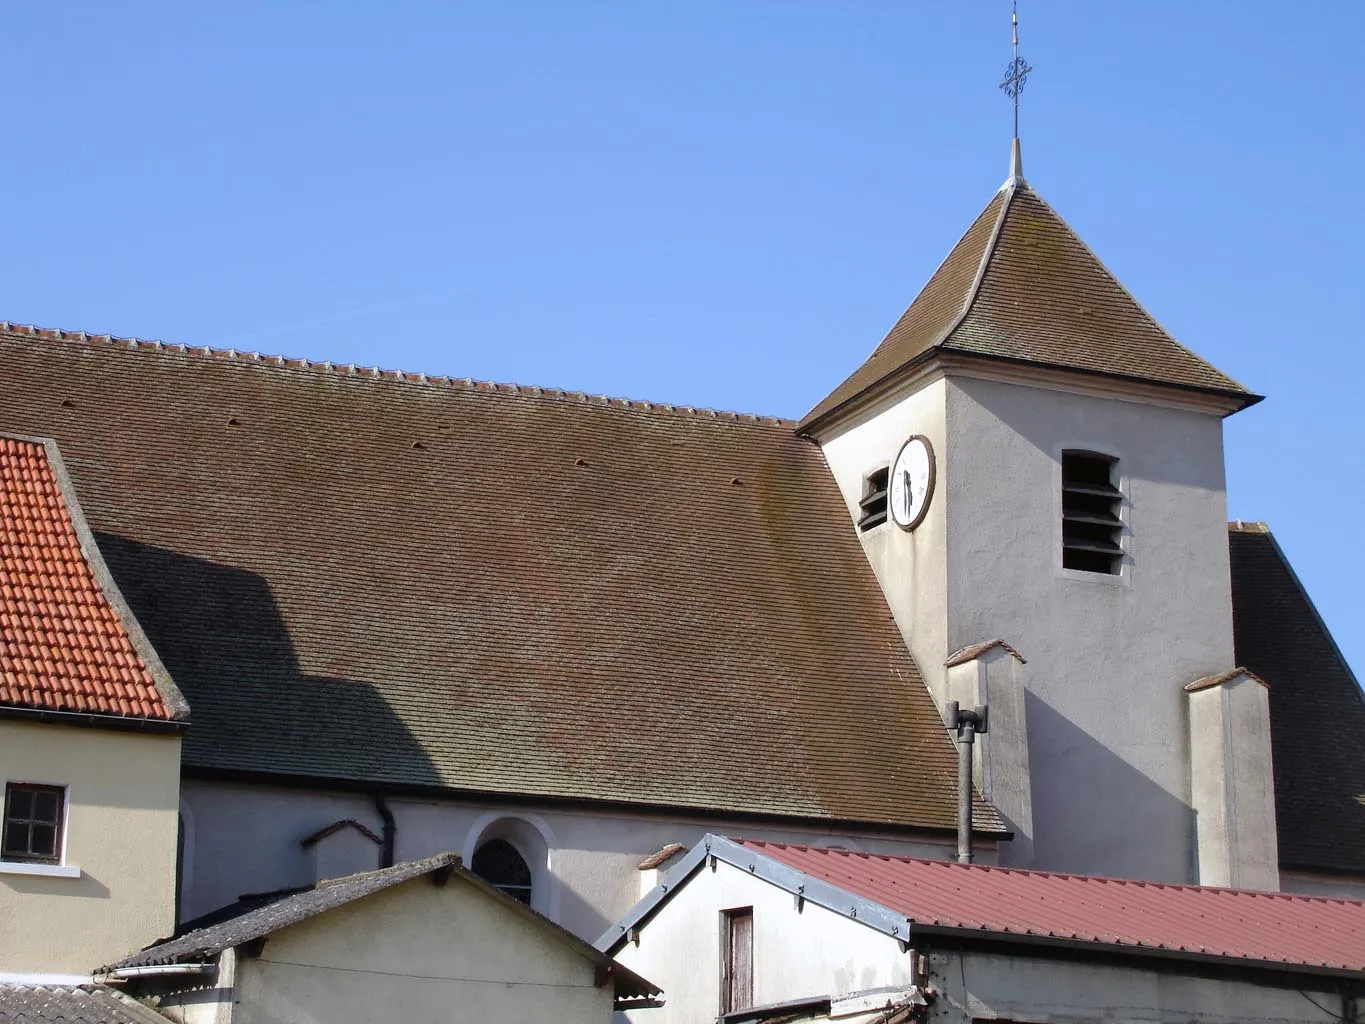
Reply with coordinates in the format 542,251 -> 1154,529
946,701 -> 988,864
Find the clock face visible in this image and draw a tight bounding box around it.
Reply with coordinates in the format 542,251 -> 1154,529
889,435 -> 936,531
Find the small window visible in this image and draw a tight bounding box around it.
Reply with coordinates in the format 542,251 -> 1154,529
2,783 -> 65,864
1061,451 -> 1122,575
472,838 -> 532,905
720,907 -> 754,1014
857,468 -> 889,531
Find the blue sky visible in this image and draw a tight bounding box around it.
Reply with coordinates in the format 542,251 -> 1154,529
3,2 -> 1361,677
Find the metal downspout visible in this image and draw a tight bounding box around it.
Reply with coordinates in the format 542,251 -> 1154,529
374,795 -> 396,868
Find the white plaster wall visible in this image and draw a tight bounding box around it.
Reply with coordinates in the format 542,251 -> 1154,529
231,874 -> 615,1024
1280,870 -> 1365,900
609,860 -> 912,1024
0,719 -> 181,974
943,376 -> 1235,882
1188,677 -> 1279,890
817,377 -> 952,705
180,779 -> 978,940
926,947 -> 1341,1024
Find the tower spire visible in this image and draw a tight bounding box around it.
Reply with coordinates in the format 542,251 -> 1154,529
998,0 -> 1033,180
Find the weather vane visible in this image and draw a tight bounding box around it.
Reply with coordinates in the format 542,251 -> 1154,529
998,0 -> 1033,140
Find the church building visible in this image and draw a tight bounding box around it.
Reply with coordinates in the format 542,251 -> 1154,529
1,142 -> 1361,948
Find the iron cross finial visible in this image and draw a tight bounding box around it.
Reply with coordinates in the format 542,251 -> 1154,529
998,0 -> 1033,140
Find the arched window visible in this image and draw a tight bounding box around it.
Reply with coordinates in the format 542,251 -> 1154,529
472,838 -> 532,905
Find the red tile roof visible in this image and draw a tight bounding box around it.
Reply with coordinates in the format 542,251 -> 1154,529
739,840 -> 1365,974
0,434 -> 186,722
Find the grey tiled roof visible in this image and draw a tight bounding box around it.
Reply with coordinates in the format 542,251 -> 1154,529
110,854 -> 459,969
0,986 -> 168,1024
109,853 -> 660,999
1228,523 -> 1365,874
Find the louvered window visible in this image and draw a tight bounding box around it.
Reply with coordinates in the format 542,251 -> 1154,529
857,468 -> 889,531
1062,451 -> 1123,575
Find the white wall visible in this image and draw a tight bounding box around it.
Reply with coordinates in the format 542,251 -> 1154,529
1280,870 -> 1365,900
942,375 -> 1235,883
179,779 -> 980,941
0,719 -> 181,974
818,377 -> 952,705
927,947 -> 1342,1024
230,874 -> 616,1024
609,859 -> 913,1024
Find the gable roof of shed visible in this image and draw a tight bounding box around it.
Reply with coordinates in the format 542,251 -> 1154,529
0,433 -> 187,724
0,324 -> 996,835
801,176 -> 1255,431
603,835 -> 1365,979
1228,523 -> 1365,875
106,852 -> 659,1000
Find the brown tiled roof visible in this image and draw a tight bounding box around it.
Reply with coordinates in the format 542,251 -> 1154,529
1228,524 -> 1365,874
0,325 -> 997,834
801,177 -> 1255,430
0,434 -> 186,722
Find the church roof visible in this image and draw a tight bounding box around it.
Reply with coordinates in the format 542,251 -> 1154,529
0,433 -> 187,724
801,175 -> 1256,431
0,324 -> 999,835
1228,523 -> 1365,876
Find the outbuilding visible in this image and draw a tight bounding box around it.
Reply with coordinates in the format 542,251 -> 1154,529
105,852 -> 659,1023
599,836 -> 1365,1024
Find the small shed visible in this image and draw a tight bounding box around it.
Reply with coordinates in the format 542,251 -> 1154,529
599,835 -> 1365,1024
103,852 -> 658,1024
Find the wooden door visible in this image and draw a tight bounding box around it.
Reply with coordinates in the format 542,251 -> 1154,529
721,907 -> 753,1013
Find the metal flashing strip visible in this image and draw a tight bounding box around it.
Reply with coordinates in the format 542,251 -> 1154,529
595,835 -> 913,954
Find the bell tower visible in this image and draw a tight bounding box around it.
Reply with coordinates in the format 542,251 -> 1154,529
802,146 -> 1271,886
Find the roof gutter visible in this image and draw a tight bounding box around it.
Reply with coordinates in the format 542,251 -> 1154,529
0,704 -> 187,735
99,964 -> 212,981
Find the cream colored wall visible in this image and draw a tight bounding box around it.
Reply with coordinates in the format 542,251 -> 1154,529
230,874 -> 616,1024
0,719 -> 181,974
609,859 -> 913,1024
942,375 -> 1236,883
180,779 -> 976,942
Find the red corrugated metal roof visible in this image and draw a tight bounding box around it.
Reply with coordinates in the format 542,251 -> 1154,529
0,435 -> 179,720
739,839 -> 1365,973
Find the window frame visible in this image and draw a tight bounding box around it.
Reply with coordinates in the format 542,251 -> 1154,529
2,781 -> 68,866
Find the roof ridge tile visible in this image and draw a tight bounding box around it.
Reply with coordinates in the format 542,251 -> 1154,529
0,321 -> 795,429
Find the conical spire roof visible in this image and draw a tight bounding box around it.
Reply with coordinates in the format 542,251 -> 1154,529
800,173 -> 1257,431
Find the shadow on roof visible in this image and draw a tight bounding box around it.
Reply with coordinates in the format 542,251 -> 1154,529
94,532 -> 443,788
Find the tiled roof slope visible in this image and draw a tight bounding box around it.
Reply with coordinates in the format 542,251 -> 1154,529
0,985 -> 171,1023
0,434 -> 185,722
741,840 -> 1365,975
1228,523 -> 1365,875
110,852 -> 660,1000
0,325 -> 996,833
801,177 -> 1254,430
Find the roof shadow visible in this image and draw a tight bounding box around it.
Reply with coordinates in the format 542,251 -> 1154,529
93,532 -> 442,789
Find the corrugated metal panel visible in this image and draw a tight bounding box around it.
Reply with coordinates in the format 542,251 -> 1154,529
740,840 -> 1365,972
